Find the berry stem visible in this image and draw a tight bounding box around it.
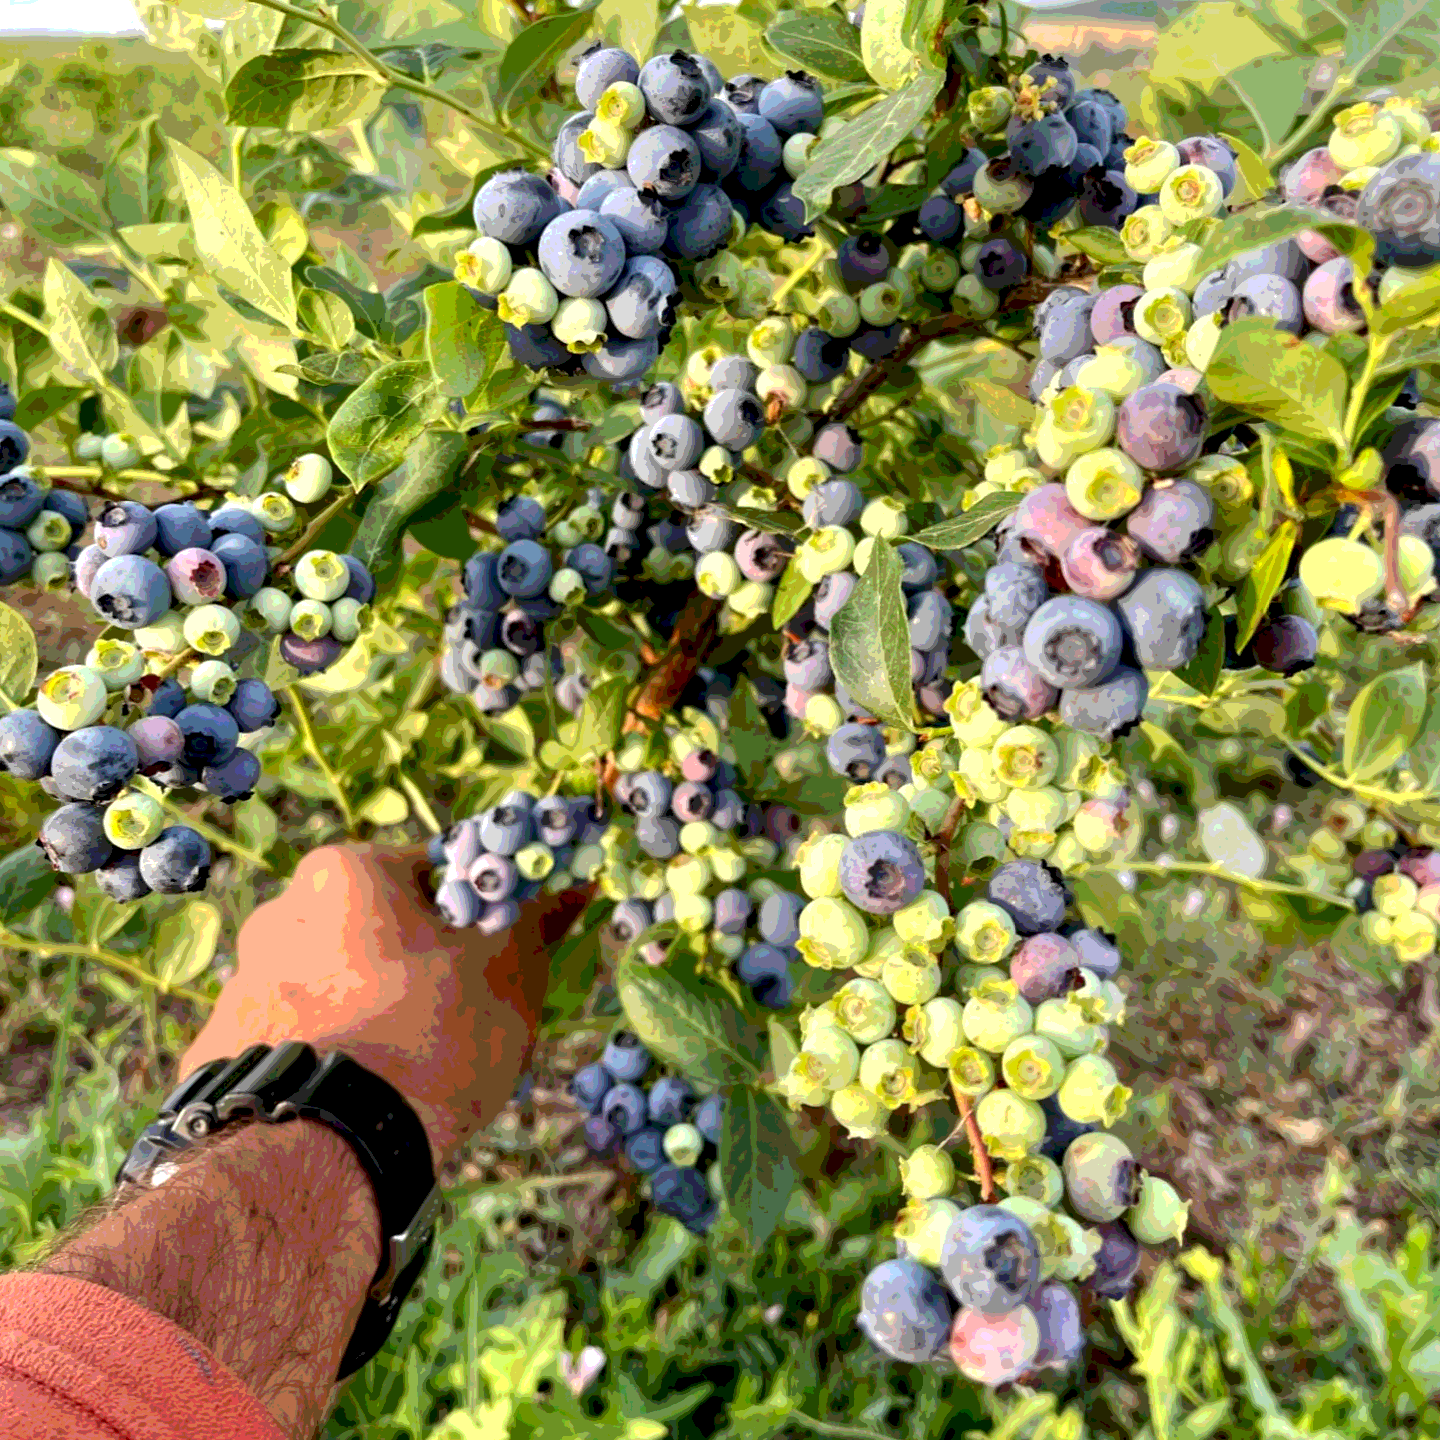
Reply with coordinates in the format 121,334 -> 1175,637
933,792 -> 970,911
1083,859 -> 1355,910
1336,485 -> 1411,619
275,489 -> 355,568
950,1078 -> 997,1203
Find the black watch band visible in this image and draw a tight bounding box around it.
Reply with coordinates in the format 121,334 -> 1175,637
115,1041 -> 442,1379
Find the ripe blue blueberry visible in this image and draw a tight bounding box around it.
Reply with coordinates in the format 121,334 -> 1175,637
575,45 -> 640,109
986,562 -> 1050,630
211,533 -> 269,598
583,333 -> 661,383
757,182 -> 814,241
813,570 -> 857,630
626,769 -> 674,817
1022,596 -> 1122,690
152,502 -> 212,556
602,1030 -> 653,1084
1226,273 -> 1304,334
793,327 -> 850,384
583,1114 -> 620,1156
858,1258 -> 954,1363
94,500 -> 157,557
496,496 -> 546,543
606,254 -> 679,339
849,322 -> 904,359
736,943 -> 795,1008
636,813 -> 682,859
784,638 -> 832,691
940,1204 -> 1042,1314
598,187 -> 670,256
138,824 -> 211,893
569,1061 -> 614,1114
1115,567 -> 1206,670
690,100 -> 743,179
647,1075 -> 694,1127
176,704 -> 240,768
476,899 -> 521,935
667,470 -> 714,510
693,1092 -> 724,1145
90,555 -> 172,629
505,321 -> 573,369
38,803 -> 113,874
757,71 -> 824,137
202,747 -> 261,803
648,413 -> 705,473
0,528 -> 31,584
208,507 -> 267,544
665,182 -> 734,260
473,170 -> 567,246
472,853 -> 519,903
479,800 -> 534,855
602,1081 -> 650,1135
703,389 -> 765,451
1085,1219 -> 1142,1299
714,887 -> 753,934
840,830 -> 926,915
624,1126 -> 668,1173
988,859 -> 1069,935
687,506 -> 741,554
811,423 -> 863,473
608,898 -> 651,944
918,195 -> 962,244
96,850 -> 151,902
638,51 -> 711,127
497,539 -> 554,599
1124,477 -> 1214,561
577,168 -> 636,211
0,420 -> 31,472
1057,664 -> 1148,741
722,74 -> 762,114
803,480 -> 862,529
1006,112 -> 1079,177
908,591 -> 953,652
0,474 -> 43,530
826,721 -> 887,782
758,889 -> 805,947
1068,927 -> 1122,979
1065,98 -> 1113,153
0,709 -> 61,780
1359,152 -> 1440,266
50,726 -> 138,804
627,125 -> 701,199
538,209 -> 627,299
981,646 -> 1058,720
976,237 -> 1029,291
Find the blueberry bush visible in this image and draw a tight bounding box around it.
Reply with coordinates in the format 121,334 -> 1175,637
8,0 -> 1440,1434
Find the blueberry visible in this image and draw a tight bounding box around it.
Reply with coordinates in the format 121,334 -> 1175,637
624,1126 -> 668,1172
1124,478 -> 1214,561
1022,595 -> 1122,690
569,1061 -> 614,1114
538,209 -> 627,299
758,71 -> 824,137
1358,152 -> 1440,267
151,502 -> 212,556
639,382 -> 685,427
146,678 -> 187,720
1115,567 -> 1206,670
758,182 -> 814,241
173,703 -> 240,769
687,506 -> 741,554
941,148 -> 987,197
836,234 -> 891,292
940,1204 -> 1042,1314
647,413 -> 705,474
574,45 -> 640,110
1059,528 -> 1138,602
651,1163 -> 712,1226
1010,931 -> 1081,1004
0,420 -> 31,473
986,562 -> 1050,629
471,853 -> 519,903
566,542 -> 614,595
1057,665 -> 1148,741
757,890 -> 805,948
736,940 -> 791,992
0,528 -> 31,584
1064,98 -> 1113,153
38,802 -> 113,874
638,51 -> 711,127
599,186 -> 671,255
602,1081 -> 649,1135
473,169 -> 567,246
636,813 -> 681,859
1038,293 -> 1098,364
1036,1093 -> 1097,1163
1086,1220 -> 1142,1300
813,570 -> 857,629
90,554 -> 172,629
1303,255 -> 1365,335
476,898 -> 521,935
647,1075 -> 694,1127
665,182 -> 734,260
981,646 -> 1057,721
988,859 -> 1069,935
792,327 -> 850,384
840,830 -> 925,915
0,709 -> 61,780
165,546 -> 227,607
687,1095 -> 722,1151
702,388 -> 765,451
0,382 -> 12,422
1068,927 -> 1122,979
496,539 -> 553,600
505,321 -> 573,369
207,506 -> 266,544
784,638 -> 832,691
582,333 -> 660,383
479,800 -> 533,855
825,721 -> 886,782
714,887 -> 753,934
734,529 -> 792,583
496,496 -> 546,543
918,194 -> 962,244
92,500 -> 155,557
670,780 -> 715,822
1007,111 -> 1079,177
627,124 -> 701,200
1252,614 -> 1317,675
602,1030 -> 652,1084
811,423 -> 863,473
722,74 -> 763,114
803,480 -> 862,529
1023,53 -> 1076,107
877,754 -> 912,789
210,533 -> 268,598
1088,284 -> 1143,345
850,322 -> 904,359
583,1114 -> 620,1156
202,747 -> 261,802
608,897 -> 651,944
576,168 -> 635,211
908,591 -> 953,652
49,725 -> 138,803
96,850 -> 151,902
1226,273 -> 1304,334
1076,167 -> 1137,226
690,100 -> 743,180
858,1258 -> 954,1363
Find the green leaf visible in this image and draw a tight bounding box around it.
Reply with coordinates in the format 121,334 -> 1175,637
1284,676 -> 1330,739
908,490 -> 1021,550
0,148 -> 112,248
766,9 -> 869,82
412,164 -> 511,238
1234,520 -> 1296,651
860,0 -> 927,87
720,1085 -> 798,1249
1064,226 -> 1129,267
793,69 -> 944,222
573,673 -> 628,759
296,286 -> 356,349
717,506 -> 802,537
830,538 -> 913,732
225,48 -> 386,131
42,260 -> 118,385
596,0 -> 658,65
772,564 -> 813,629
351,430 -> 469,586
154,901 -> 222,990
1222,54 -> 1314,155
0,846 -> 55,923
169,139 -> 296,328
1193,206 -> 1373,287
278,351 -> 374,387
965,378 -> 1035,429
1345,0 -> 1440,83
615,956 -> 761,1086
106,118 -> 170,226
1374,268 -> 1440,337
327,359 -> 446,490
1219,131 -> 1273,207
423,282 -> 512,400
1344,663 -> 1427,782
0,601 -> 37,707
304,263 -> 386,339
1206,318 -> 1348,447
1174,609 -> 1224,697
496,6 -> 597,116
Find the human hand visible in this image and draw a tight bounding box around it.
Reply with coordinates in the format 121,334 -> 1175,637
180,844 -> 590,1170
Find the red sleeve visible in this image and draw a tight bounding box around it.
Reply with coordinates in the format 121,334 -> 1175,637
0,1273 -> 288,1440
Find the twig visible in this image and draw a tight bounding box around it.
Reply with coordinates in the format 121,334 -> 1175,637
628,593 -> 722,726
1336,486 -> 1410,619
1087,859 -> 1354,910
0,925 -> 209,1007
951,1075 -> 996,1202
275,489 -> 354,567
933,793 -> 969,910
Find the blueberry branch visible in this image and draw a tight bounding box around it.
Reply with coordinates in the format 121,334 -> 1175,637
630,592 -> 723,725
0,925 -> 210,1007
1336,485 -> 1411,619
1084,859 -> 1355,910
274,489 -> 355,569
288,688 -> 357,831
949,1078 -> 997,1203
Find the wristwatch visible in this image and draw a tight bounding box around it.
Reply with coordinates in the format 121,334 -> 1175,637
115,1040 -> 444,1379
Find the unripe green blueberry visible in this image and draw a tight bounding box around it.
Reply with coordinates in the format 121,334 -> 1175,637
76,433 -> 104,460
798,831 -> 847,897
968,85 -> 1013,132
803,693 -> 845,736
831,977 -> 897,1044
596,79 -> 645,128
37,665 -> 108,730
962,977 -> 1034,1053
578,119 -> 629,167
1128,1173 -> 1189,1244
727,579 -> 773,619
904,995 -> 966,1067
975,1087 -> 1046,1160
816,290 -> 861,337
189,659 -> 237,705
893,890 -> 951,950
857,1037 -> 934,1110
1003,785 -> 1067,834
955,900 -> 1018,964
921,249 -> 961,292
1158,163 -> 1225,225
289,598 -> 333,641
1185,311 -> 1225,371
86,638 -> 144,691
295,549 -> 350,602
1001,1034 -> 1066,1100
100,432 -> 141,470
515,842 -> 555,882
900,1143 -> 955,1200
1065,447 -> 1145,520
830,1081 -> 890,1139
858,924 -> 905,979
706,845 -> 746,886
1374,871 -> 1419,916
882,947 -> 942,1006
711,930 -> 745,959
1400,532 -> 1436,600
1134,287 -> 1193,345
953,273 -> 1001,318
552,297 -> 609,353
695,249 -> 744,304
26,509 -> 70,552
1045,384 -> 1116,453
551,519 -> 583,550
242,587 -> 291,636
757,363 -> 808,413
1298,536 -> 1385,613
1124,136 -> 1181,192
798,1024 -> 861,1089
1057,1052 -> 1132,1125
852,536 -> 877,575
783,131 -> 819,177
948,1045 -> 996,1097
666,852 -> 712,895
1143,240 -> 1207,294
31,551 -> 70,591
330,597 -> 370,644
663,1122 -> 704,1168
1001,1153 -> 1064,1207
1072,348 -> 1152,402
478,649 -> 519,688
454,236 -> 513,295
135,609 -> 187,656
673,890 -> 714,932
860,497 -> 908,539
844,782 -> 910,837
796,525 -> 855,583
1120,205 -> 1173,263
183,603 -> 242,657
252,491 -> 297,535
1034,994 -> 1108,1058
991,725 -> 1059,790
798,895 -> 870,969
548,566 -> 588,608
893,1196 -> 960,1267
907,783 -> 953,832
859,280 -> 904,327
1328,101 -> 1403,170
497,267 -> 559,327
948,683 -> 1010,748
283,453 -> 333,504
1062,1131 -> 1139,1221
1391,907 -> 1437,961
103,791 -> 166,850
747,317 -> 795,367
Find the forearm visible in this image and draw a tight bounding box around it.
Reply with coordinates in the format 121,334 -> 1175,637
34,1117 -> 382,1440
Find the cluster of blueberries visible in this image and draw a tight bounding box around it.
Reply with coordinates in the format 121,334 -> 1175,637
569,1030 -> 724,1234
607,745 -> 802,1011
458,45 -> 826,381
425,789 -> 608,933
0,401 -> 88,594
1354,844 -> 1440,966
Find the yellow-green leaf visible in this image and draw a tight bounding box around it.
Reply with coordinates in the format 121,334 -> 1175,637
0,602 -> 38,708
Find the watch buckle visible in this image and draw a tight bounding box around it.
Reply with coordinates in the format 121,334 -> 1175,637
369,1181 -> 443,1302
